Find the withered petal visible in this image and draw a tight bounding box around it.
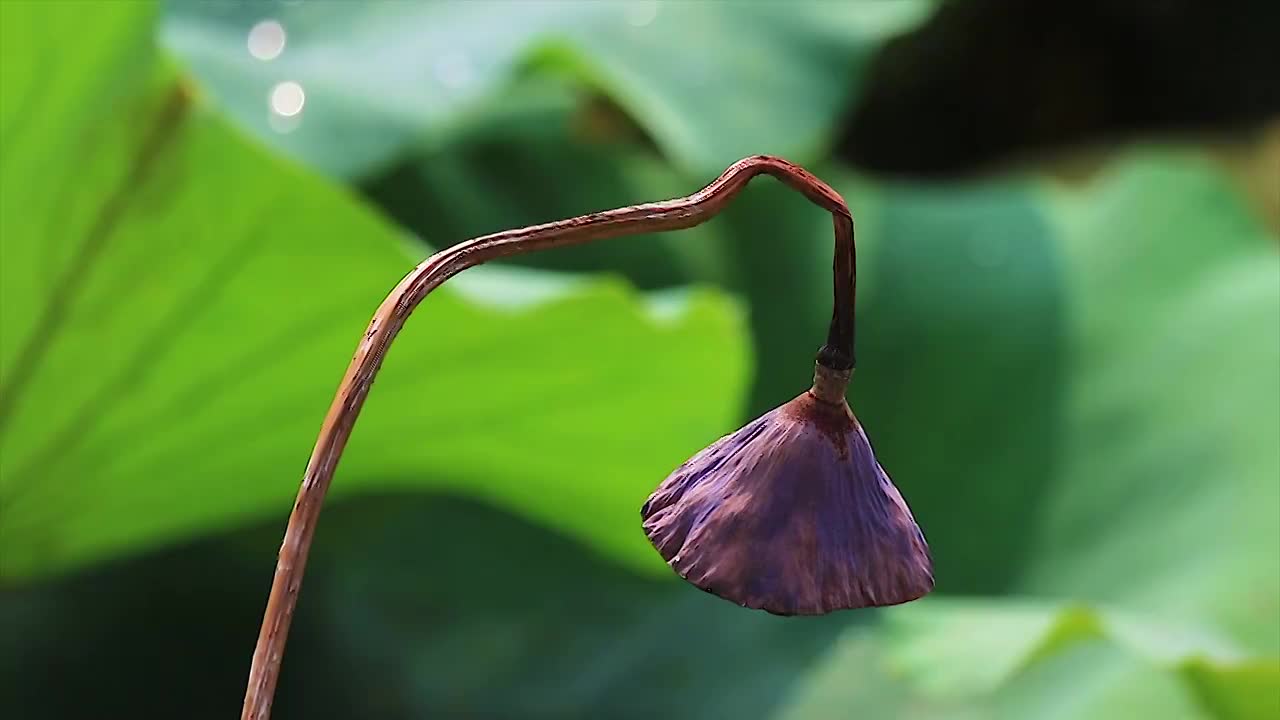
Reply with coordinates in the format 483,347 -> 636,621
641,390 -> 934,616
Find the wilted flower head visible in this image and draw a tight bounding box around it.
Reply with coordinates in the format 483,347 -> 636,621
641,363 -> 933,615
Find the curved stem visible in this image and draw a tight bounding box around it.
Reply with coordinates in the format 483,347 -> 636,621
241,155 -> 855,720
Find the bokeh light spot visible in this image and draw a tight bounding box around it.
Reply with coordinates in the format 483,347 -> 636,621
270,81 -> 306,118
247,19 -> 286,61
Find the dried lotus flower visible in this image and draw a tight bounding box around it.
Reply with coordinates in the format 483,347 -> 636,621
642,364 -> 934,615
244,156 -> 930,719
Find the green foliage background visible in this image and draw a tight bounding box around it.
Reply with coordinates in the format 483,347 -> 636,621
1,1 -> 1276,718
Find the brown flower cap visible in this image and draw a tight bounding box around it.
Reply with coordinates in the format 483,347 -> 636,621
641,363 -> 934,615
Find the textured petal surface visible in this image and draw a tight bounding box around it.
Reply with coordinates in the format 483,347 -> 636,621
642,391 -> 934,615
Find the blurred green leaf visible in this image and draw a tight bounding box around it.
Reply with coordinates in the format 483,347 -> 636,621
0,0 -> 748,580
774,624 -> 980,720
886,599 -> 1248,698
783,597 -> 1273,720
986,638 -> 1210,720
881,600 -> 1106,699
1022,151 -> 1280,647
161,0 -> 932,178
1182,658 -> 1280,720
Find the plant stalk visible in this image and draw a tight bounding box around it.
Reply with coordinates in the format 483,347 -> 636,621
241,155 -> 855,720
